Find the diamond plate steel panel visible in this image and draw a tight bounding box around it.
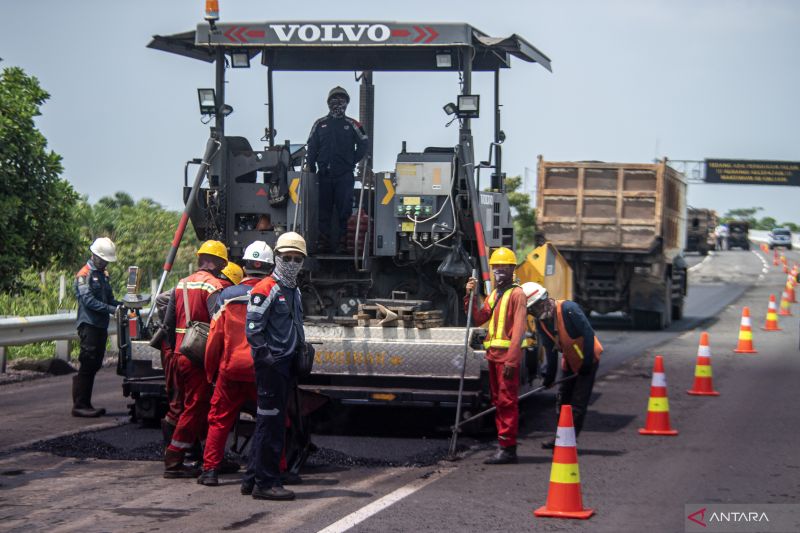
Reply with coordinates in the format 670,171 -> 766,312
305,325 -> 486,378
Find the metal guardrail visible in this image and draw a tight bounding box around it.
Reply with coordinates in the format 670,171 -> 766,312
0,310 -> 150,374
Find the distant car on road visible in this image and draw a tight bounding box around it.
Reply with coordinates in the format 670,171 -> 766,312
768,227 -> 793,250
727,220 -> 750,250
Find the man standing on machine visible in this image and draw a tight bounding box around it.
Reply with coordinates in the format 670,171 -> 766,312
305,86 -> 368,253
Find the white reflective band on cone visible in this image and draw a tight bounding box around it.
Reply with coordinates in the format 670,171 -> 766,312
555,426 -> 577,448
651,372 -> 667,388
742,317 -> 751,327
697,345 -> 711,357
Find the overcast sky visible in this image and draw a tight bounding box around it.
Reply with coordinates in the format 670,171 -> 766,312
3,0 -> 798,223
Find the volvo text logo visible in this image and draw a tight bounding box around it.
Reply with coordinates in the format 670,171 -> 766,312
269,24 -> 391,43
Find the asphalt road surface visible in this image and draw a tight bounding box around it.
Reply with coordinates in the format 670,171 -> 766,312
2,246 -> 799,532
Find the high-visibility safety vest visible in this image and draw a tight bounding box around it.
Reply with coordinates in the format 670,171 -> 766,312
483,285 -> 532,349
539,300 -> 602,372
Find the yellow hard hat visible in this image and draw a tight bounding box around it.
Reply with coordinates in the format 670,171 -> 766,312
197,240 -> 228,261
220,262 -> 244,285
488,247 -> 517,266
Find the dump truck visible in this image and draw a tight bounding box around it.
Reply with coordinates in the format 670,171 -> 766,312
727,220 -> 750,250
686,207 -> 717,255
536,157 -> 688,330
116,15 -> 571,423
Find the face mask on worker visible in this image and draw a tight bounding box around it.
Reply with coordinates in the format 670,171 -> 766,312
273,255 -> 304,288
328,96 -> 348,118
492,265 -> 515,288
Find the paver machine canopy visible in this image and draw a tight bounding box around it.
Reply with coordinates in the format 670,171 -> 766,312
147,18 -> 552,325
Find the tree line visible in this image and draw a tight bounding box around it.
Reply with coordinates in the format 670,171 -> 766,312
0,66 -> 198,316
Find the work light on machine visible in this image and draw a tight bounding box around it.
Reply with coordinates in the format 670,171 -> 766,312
197,88 -> 217,115
457,95 -> 480,118
435,52 -> 452,68
230,51 -> 250,68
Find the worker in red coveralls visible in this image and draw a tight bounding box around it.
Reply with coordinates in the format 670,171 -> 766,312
465,247 -> 528,464
197,241 -> 274,486
162,240 -> 228,478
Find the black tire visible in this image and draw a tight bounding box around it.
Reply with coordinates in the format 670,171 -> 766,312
661,278 -> 672,329
672,297 -> 684,321
632,310 -> 662,330
788,245 -> 793,250
699,247 -> 708,256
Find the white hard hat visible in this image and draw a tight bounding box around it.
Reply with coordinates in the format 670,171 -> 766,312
521,282 -> 548,308
275,232 -> 307,257
90,237 -> 117,262
243,240 -> 274,264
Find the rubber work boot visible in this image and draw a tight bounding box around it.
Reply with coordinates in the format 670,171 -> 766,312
197,469 -> 219,486
252,485 -> 295,501
240,479 -> 255,496
163,449 -> 201,479
71,375 -> 103,418
84,374 -> 106,416
484,445 -> 518,465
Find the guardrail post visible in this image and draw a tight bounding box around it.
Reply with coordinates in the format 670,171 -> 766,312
1,346 -> 6,374
55,340 -> 71,361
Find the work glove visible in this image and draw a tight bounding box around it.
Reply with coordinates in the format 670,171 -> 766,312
502,364 -> 516,380
578,358 -> 594,376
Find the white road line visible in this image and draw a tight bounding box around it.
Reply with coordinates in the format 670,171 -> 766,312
688,251 -> 714,273
316,468 -> 455,533
752,249 -> 770,279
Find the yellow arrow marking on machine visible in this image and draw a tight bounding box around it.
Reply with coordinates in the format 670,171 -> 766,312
381,178 -> 395,205
289,178 -> 300,204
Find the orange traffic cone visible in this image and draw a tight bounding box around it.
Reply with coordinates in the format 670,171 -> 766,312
762,294 -> 782,331
687,332 -> 720,396
787,276 -> 797,304
534,405 -> 594,519
778,290 -> 792,316
639,355 -> 679,436
733,307 -> 758,354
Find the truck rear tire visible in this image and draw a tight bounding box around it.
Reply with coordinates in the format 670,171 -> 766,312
633,310 -> 662,330
672,298 -> 684,321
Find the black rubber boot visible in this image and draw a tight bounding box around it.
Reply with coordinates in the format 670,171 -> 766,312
163,449 -> 201,479
252,485 -> 295,501
484,445 -> 518,465
71,375 -> 102,418
240,478 -> 255,496
197,469 -> 219,486
84,374 -> 106,416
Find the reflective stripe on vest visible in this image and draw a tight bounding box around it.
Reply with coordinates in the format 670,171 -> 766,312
483,287 -> 528,349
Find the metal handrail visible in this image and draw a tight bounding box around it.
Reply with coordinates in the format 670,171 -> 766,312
0,310 -> 150,373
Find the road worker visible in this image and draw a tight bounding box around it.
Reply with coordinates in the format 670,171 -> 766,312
72,237 -> 121,418
522,282 -> 602,449
305,86 -> 368,253
162,240 -> 228,478
244,232 -> 308,500
208,261 -> 245,315
465,247 -> 528,464
198,241 -> 274,487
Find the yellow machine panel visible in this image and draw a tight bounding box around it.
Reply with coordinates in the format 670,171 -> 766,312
516,243 -> 574,300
